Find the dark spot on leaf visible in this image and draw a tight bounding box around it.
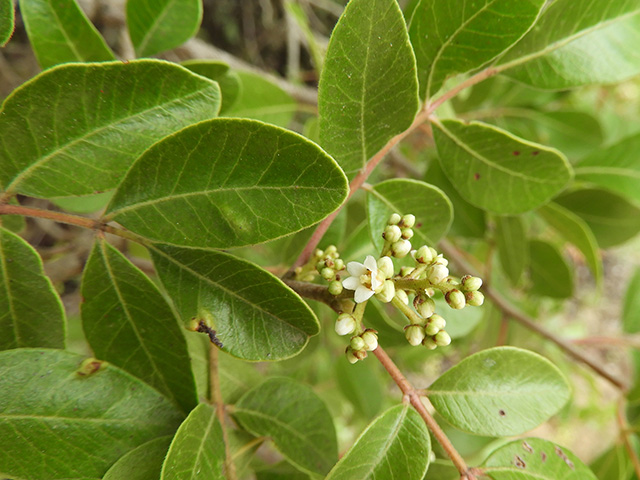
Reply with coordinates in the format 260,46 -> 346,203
522,441 -> 534,453
554,446 -> 574,469
532,151 -> 539,156
514,455 -> 526,468
77,358 -> 104,377
196,320 -> 224,348
499,409 -> 506,416
512,151 -> 520,156
100,89 -> 104,94
474,173 -> 480,180
416,222 -> 422,228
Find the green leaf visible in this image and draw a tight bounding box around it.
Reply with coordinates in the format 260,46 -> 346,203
483,438 -> 597,479
428,347 -> 570,436
575,133 -> 640,203
409,0 -> 545,99
127,0 -> 203,57
225,70 -> 296,128
234,377 -> 338,476
161,403 -> 225,480
538,202 -> 602,284
367,179 -> 453,251
590,441 -> 636,480
0,349 -> 183,480
432,119 -> 572,214
623,268 -> 640,335
554,188 -> 640,248
51,191 -> 113,213
0,227 -> 65,350
182,60 -> 241,113
19,0 -> 115,69
0,0 -> 14,46
318,0 -> 419,177
528,239 -> 573,299
81,239 -> 197,413
336,358 -> 384,420
0,60 -> 221,198
497,0 -> 640,90
325,404 -> 430,480
106,118 -> 348,248
150,244 -> 320,361
103,437 -> 172,480
218,352 -> 263,403
494,215 -> 528,285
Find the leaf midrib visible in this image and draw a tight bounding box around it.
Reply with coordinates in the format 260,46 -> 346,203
136,0 -> 178,55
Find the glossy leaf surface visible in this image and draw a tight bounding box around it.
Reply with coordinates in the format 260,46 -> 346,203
161,403 -> 225,480
103,437 -> 172,480
319,0 -> 419,177
554,188 -> 640,248
483,438 -> 597,479
433,119 -> 572,214
107,118 -> 348,248
409,0 -> 544,99
234,377 -> 338,475
19,0 -> 115,69
0,0 -> 14,46
0,227 -> 65,350
575,133 -> 640,203
325,404 -> 430,480
428,347 -> 570,436
127,0 -> 202,57
0,349 -> 183,479
150,244 -> 320,361
336,359 -> 384,420
498,0 -> 640,89
0,60 -> 221,197
538,202 -> 601,283
82,240 -> 197,413
528,239 -> 573,298
182,60 -> 241,113
367,179 -> 453,251
494,215 -> 527,285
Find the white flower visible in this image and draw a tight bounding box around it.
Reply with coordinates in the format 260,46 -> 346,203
342,255 -> 384,303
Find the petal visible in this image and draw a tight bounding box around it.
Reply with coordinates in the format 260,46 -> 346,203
342,276 -> 361,290
370,273 -> 383,292
354,286 -> 375,303
347,261 -> 366,277
363,255 -> 378,272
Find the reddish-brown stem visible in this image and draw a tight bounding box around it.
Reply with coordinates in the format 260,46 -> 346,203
373,346 -> 473,478
572,335 -> 640,349
439,239 -> 628,391
617,398 -> 640,478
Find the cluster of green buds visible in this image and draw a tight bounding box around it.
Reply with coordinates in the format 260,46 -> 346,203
382,213 -> 415,258
312,245 -> 346,295
334,316 -> 379,363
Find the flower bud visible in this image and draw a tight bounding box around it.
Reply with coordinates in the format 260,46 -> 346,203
345,347 -> 359,364
428,247 -> 438,259
400,266 -> 415,277
465,291 -> 485,306
334,258 -> 345,271
414,245 -> 434,264
328,280 -> 343,296
428,264 -> 449,284
445,289 -> 466,310
325,245 -> 338,257
377,256 -> 394,279
361,330 -> 378,351
313,249 -> 324,259
321,267 -> 335,280
434,254 -> 448,267
375,280 -> 396,303
388,213 -> 402,225
422,337 -> 438,350
434,330 -> 452,347
324,257 -> 335,268
461,275 -> 483,292
301,273 -> 315,282
401,228 -> 414,240
335,313 -> 356,336
395,289 -> 409,305
350,335 -> 366,351
401,214 -> 416,228
416,297 -> 436,319
405,325 -> 426,346
383,225 -> 402,243
425,314 -> 446,336
353,348 -> 368,360
316,261 -> 326,273
391,239 -> 412,258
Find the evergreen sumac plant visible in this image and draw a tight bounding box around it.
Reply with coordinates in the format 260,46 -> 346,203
1,0 -> 640,479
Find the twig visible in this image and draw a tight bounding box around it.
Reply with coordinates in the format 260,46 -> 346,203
572,335 -> 640,349
617,398 -> 640,479
282,279 -> 349,312
438,239 -> 628,391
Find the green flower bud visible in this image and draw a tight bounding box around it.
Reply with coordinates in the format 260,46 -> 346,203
321,267 -> 335,280
400,266 -> 415,277
405,325 -> 426,346
391,239 -> 412,258
377,256 -> 394,279
325,245 -> 338,257
301,273 -> 316,282
313,249 -> 324,259
388,213 -> 402,225
428,247 -> 438,259
345,347 -> 359,364
427,264 -> 449,284
334,258 -> 345,271
384,225 -> 402,243
328,280 -> 343,296
361,330 -> 378,351
401,214 -> 416,228
422,337 -> 438,350
324,257 -> 335,268
434,254 -> 448,266
375,280 -> 396,303
445,289 -> 466,309
465,290 -> 485,306
401,228 -> 414,240
395,289 -> 409,305
434,330 -> 452,347
350,335 -> 366,351
461,275 -> 483,291
414,245 -> 434,264
425,314 -> 446,336
316,260 -> 326,273
335,313 -> 356,336
416,297 -> 435,319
